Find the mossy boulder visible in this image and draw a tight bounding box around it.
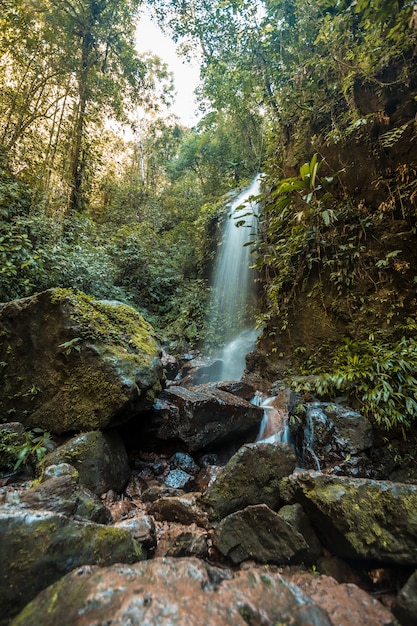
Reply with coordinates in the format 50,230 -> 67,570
203,442 -> 296,520
40,430 -> 129,495
280,471 -> 417,564
0,289 -> 163,433
11,557 -> 332,626
0,507 -> 143,624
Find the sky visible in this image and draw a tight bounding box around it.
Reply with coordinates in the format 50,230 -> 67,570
135,12 -> 201,126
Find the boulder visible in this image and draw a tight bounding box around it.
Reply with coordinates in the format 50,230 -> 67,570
213,504 -> 310,565
0,508 -> 143,623
145,384 -> 262,452
40,430 -> 129,495
280,471 -> 417,564
203,442 -> 296,519
292,402 -> 373,471
11,557 -> 332,626
0,289 -> 163,433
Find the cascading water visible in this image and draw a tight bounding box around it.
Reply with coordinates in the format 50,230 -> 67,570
205,175 -> 261,382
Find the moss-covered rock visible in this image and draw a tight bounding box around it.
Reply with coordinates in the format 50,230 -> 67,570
280,471 -> 417,564
203,442 -> 296,520
40,430 -> 129,495
0,289 -> 163,433
0,507 -> 143,624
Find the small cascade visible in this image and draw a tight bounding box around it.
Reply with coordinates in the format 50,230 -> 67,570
254,393 -> 292,445
205,175 -> 261,382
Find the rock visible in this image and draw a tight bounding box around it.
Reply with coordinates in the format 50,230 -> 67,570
11,557 -> 333,626
278,503 -> 322,562
40,430 -> 129,495
292,402 -> 373,471
148,492 -> 209,527
394,569 -> 417,626
154,522 -> 209,558
146,384 -> 263,452
213,504 -> 310,565
6,471 -> 111,524
114,515 -> 156,551
169,451 -> 200,474
0,289 -> 163,433
203,442 -> 296,520
280,471 -> 417,564
164,468 -> 193,489
0,508 -> 143,623
288,571 -> 396,626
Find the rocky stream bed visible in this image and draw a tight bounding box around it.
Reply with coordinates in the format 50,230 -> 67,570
1,289 -> 417,625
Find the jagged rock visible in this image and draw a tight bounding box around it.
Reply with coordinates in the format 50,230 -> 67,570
0,289 -> 163,433
11,557 -> 332,626
288,571 -> 396,626
148,492 -> 209,527
213,504 -> 310,565
203,442 -> 296,520
394,569 -> 417,626
154,522 -> 209,558
292,402 -> 373,471
0,508 -> 143,624
145,385 -> 263,452
40,430 -> 129,495
280,471 -> 417,564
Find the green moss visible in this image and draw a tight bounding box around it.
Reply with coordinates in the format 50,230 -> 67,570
50,288 -> 158,360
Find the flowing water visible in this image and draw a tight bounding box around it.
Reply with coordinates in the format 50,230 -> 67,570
205,176 -> 261,381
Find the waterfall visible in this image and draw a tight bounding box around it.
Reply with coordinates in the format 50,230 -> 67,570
205,175 -> 261,382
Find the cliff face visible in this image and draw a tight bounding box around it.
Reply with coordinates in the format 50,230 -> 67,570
255,53 -> 417,382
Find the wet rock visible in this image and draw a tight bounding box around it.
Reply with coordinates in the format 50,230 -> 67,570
292,402 -> 373,471
146,385 -> 263,453
154,522 -> 209,558
0,507 -> 143,623
280,471 -> 417,564
11,557 -> 332,626
0,289 -> 163,432
160,348 -> 179,380
288,571 -> 396,626
40,430 -> 129,495
213,504 -> 310,565
317,555 -> 371,587
394,569 -> 417,626
195,465 -> 223,491
148,492 -> 209,527
203,442 -> 296,520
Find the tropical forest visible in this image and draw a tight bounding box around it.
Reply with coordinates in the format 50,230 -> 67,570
1,1 -> 417,624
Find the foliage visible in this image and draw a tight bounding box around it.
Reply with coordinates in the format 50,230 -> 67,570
0,427 -> 52,475
253,154 -> 341,328
292,337 -> 417,431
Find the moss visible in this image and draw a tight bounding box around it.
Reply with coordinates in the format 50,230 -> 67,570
50,288 -> 158,360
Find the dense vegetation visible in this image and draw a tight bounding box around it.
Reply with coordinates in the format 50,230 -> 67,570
2,0 -> 417,430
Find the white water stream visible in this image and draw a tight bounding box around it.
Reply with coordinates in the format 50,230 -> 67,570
205,176 -> 261,381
